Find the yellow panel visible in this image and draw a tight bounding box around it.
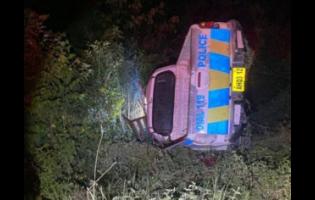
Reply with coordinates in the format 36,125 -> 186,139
208,39 -> 230,56
209,69 -> 230,90
232,67 -> 246,92
208,106 -> 229,123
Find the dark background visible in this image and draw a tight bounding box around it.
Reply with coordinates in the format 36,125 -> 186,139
24,0 -> 290,108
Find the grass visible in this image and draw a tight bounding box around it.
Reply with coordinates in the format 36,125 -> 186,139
77,116 -> 290,200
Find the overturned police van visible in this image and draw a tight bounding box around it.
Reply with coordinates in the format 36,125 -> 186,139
143,20 -> 251,150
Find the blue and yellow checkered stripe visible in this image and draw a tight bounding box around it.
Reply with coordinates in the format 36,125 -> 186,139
207,29 -> 231,135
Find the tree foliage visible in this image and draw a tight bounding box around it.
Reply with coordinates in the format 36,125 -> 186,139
25,10 -> 130,199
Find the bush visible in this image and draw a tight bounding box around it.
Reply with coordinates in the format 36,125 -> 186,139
82,40 -> 128,141
25,13 -> 131,199
25,32 -> 91,199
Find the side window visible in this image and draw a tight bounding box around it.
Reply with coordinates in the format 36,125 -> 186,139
152,71 -> 176,135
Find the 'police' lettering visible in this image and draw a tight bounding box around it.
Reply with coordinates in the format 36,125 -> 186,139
197,34 -> 207,68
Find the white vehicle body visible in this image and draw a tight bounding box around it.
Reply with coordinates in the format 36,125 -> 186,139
145,20 -> 248,150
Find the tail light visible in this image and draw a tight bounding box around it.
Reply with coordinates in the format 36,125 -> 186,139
199,21 -> 220,29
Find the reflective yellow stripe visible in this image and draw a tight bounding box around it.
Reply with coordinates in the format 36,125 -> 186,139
208,39 -> 230,56
207,106 -> 229,123
209,69 -> 230,90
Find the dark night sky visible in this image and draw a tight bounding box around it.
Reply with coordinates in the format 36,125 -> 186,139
25,0 -> 95,30
25,0 -> 290,32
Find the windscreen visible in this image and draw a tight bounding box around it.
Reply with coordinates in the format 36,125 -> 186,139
152,71 -> 175,135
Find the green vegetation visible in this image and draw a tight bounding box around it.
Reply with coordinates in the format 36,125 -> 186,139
24,1 -> 290,199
